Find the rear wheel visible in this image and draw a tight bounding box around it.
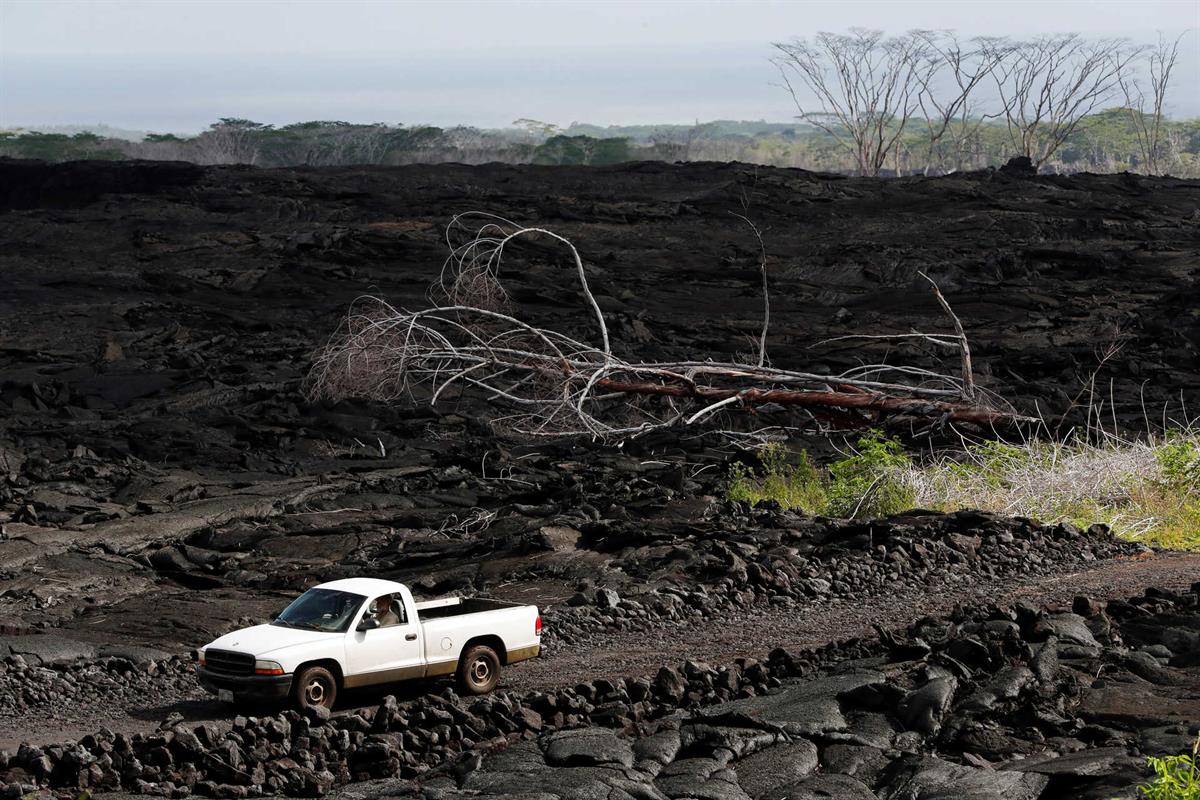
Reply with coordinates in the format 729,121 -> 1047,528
293,665 -> 338,711
458,645 -> 501,695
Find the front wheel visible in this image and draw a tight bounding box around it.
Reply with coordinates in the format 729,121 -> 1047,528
458,645 -> 501,695
293,665 -> 338,711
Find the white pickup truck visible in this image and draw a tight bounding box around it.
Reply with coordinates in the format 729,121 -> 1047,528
195,578 -> 541,710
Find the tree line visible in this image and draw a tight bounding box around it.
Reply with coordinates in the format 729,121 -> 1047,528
0,120 -> 642,168
5,111 -> 1197,177
1,29 -> 1193,177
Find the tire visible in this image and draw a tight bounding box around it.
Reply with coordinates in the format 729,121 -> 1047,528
293,665 -> 338,711
458,644 -> 501,695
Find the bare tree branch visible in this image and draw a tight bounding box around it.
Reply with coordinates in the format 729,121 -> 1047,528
772,29 -> 931,176
730,212 -> 770,368
919,272 -> 975,401
308,217 -> 1032,441
986,34 -> 1142,168
913,32 -> 1012,173
1119,32 -> 1185,175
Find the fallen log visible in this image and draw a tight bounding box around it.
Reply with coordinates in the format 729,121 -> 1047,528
309,214 -> 1033,440
592,378 -> 1032,429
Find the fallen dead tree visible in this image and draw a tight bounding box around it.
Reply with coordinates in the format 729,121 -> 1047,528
308,213 -> 1032,440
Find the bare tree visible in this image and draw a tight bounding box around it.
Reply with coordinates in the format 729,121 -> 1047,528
986,34 -> 1140,168
1119,32 -> 1185,175
772,29 -> 930,176
193,118 -> 268,165
353,125 -> 396,165
914,32 -> 1011,173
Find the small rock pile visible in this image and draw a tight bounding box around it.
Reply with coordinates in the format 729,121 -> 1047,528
0,654 -> 195,722
3,582 -> 1195,799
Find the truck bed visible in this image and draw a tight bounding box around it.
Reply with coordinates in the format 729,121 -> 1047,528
416,597 -> 523,620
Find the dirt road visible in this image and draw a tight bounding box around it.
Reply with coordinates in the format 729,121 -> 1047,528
4,550 -> 1195,750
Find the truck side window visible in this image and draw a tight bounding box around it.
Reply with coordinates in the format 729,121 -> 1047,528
369,594 -> 406,627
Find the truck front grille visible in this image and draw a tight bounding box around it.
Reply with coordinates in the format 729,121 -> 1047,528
205,649 -> 254,676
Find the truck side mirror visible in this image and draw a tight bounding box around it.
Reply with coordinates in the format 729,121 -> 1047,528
357,616 -> 380,632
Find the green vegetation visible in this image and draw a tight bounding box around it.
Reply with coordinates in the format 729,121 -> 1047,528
534,135 -> 631,166
1134,737 -> 1200,799
3,110 -> 1199,175
726,429 -> 1200,549
825,432 -> 916,518
727,443 -> 828,514
0,131 -> 125,161
726,433 -> 914,519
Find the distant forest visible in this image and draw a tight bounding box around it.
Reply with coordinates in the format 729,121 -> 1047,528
4,31 -> 1195,177
2,112 -> 1198,176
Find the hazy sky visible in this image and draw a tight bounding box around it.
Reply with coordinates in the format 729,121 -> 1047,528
2,0 -> 1198,133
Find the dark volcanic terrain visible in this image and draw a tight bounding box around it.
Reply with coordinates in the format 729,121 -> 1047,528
0,158 -> 1198,799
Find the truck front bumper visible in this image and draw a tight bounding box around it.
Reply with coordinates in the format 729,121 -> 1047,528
195,665 -> 293,701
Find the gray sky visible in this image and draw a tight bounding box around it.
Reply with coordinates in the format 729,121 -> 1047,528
2,0 -> 1198,133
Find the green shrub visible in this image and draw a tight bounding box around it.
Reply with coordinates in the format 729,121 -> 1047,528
1134,737 -> 1200,799
825,431 -> 916,518
1157,438 -> 1200,491
725,432 -> 915,520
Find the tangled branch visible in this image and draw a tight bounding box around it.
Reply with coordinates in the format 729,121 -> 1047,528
308,214 -> 1031,440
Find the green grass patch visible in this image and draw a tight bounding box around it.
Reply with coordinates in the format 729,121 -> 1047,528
727,443 -> 828,515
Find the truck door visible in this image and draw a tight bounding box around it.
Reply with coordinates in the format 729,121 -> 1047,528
344,590 -> 424,686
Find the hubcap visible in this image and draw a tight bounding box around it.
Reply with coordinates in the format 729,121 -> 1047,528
306,678 -> 326,705
471,658 -> 491,684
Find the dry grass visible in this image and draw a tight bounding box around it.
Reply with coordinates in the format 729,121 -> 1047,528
903,430 -> 1200,550
725,427 -> 1200,550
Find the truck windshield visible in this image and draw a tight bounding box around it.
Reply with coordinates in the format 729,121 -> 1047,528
274,588 -> 365,633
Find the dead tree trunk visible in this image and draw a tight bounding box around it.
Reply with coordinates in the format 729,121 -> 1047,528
309,214 -> 1034,441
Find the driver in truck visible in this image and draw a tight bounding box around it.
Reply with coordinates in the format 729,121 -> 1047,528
370,594 -> 401,626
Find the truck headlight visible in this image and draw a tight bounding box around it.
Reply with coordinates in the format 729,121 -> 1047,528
196,648 -> 206,666
254,660 -> 285,676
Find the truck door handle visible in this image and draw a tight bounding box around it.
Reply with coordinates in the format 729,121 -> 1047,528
405,633 -> 417,641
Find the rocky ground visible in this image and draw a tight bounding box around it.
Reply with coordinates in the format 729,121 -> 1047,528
1,158 -> 1198,798
2,585 -> 1197,799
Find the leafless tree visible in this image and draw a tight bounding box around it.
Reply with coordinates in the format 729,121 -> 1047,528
1119,32 -> 1185,175
986,34 -> 1140,168
772,29 -> 930,176
193,119 -> 267,165
439,127 -> 508,164
355,125 -> 396,165
309,214 -> 1030,441
914,32 -> 1011,173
